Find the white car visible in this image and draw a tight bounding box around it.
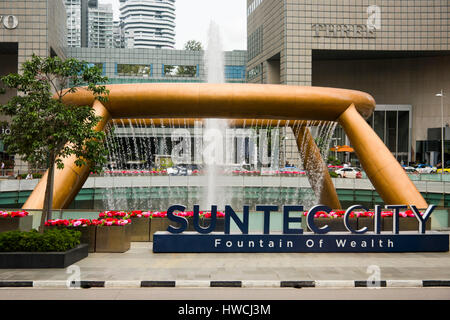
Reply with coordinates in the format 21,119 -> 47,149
335,167 -> 362,179
403,166 -> 418,173
415,165 -> 436,174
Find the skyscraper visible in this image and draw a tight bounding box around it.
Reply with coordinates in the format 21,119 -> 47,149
65,0 -> 83,47
65,0 -> 113,48
119,0 -> 176,49
88,3 -> 114,48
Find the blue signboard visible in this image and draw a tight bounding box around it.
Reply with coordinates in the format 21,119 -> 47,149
153,233 -> 449,253
151,204 -> 450,253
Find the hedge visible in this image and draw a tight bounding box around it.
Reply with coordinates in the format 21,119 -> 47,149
0,228 -> 81,252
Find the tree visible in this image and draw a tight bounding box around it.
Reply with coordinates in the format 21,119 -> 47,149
0,54 -> 109,232
183,40 -> 203,51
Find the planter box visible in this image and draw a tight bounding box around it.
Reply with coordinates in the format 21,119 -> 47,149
46,226 -> 96,253
95,224 -> 131,253
150,217 -> 195,242
0,244 -> 88,268
382,217 -> 431,232
0,216 -> 33,233
130,217 -> 150,242
357,217 -> 375,231
201,217 -> 225,232
76,226 -> 96,253
307,218 -> 358,232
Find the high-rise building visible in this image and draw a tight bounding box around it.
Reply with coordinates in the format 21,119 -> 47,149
66,0 -> 113,48
66,0 -> 83,47
119,0 -> 176,49
88,3 -> 114,48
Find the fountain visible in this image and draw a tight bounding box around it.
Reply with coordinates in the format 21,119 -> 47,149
203,21 -> 229,210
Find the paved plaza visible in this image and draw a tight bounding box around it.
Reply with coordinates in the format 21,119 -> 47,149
1,240 -> 450,283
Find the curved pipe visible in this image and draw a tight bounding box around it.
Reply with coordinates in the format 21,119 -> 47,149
61,84 -> 376,120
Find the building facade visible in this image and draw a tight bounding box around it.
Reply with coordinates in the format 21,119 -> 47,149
88,2 -> 114,48
0,0 -> 67,170
247,0 -> 450,165
119,0 -> 176,49
67,47 -> 247,84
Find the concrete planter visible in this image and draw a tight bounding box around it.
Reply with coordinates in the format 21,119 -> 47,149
0,216 -> 33,233
76,226 -> 96,253
307,218 -> 358,232
201,217 -> 225,232
0,244 -> 88,268
46,226 -> 96,253
357,217 -> 374,231
130,217 -> 150,242
382,217 -> 431,232
149,217 -> 195,241
95,224 -> 131,253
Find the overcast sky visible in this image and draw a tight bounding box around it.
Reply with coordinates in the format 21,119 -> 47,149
100,0 -> 247,51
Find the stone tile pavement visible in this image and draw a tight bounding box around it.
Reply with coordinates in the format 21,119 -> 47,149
1,242 -> 450,283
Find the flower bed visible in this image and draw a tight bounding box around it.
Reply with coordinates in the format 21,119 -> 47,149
0,210 -> 33,233
149,211 -> 225,241
303,210 -> 431,232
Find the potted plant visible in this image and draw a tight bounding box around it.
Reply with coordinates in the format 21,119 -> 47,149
127,210 -> 152,242
93,218 -> 131,253
0,228 -> 87,268
0,210 -> 33,233
45,219 -> 96,253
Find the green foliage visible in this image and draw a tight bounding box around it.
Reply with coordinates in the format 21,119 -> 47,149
0,54 -> 110,172
183,40 -> 203,51
329,171 -> 339,178
0,228 -> 81,252
327,156 -> 341,166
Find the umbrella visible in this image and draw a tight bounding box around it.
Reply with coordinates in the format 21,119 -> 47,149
337,145 -> 354,152
329,145 -> 354,152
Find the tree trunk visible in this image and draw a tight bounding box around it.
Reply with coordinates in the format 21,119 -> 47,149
39,153 -> 55,233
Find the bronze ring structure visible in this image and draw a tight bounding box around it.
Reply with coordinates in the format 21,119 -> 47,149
22,83 -> 428,210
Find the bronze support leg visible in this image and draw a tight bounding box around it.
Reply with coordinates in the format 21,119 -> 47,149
338,104 -> 427,209
294,125 -> 342,209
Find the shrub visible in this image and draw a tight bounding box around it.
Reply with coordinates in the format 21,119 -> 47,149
329,171 -> 339,178
0,228 -> 81,252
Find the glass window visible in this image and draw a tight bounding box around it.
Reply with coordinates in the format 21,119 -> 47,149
386,111 -> 397,154
398,111 -> 409,153
117,64 -> 151,77
373,111 -> 385,141
225,65 -> 246,80
163,65 -> 198,78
